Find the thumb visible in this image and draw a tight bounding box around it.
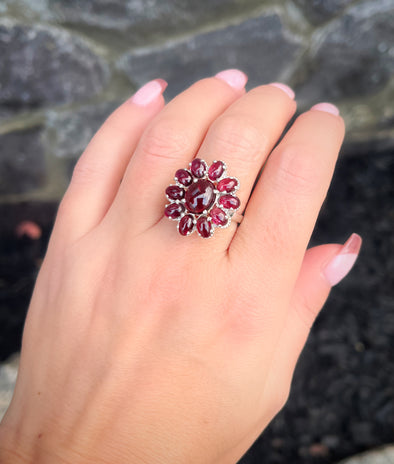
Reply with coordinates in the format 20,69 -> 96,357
262,233 -> 362,409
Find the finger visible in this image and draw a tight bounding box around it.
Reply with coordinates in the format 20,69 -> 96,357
110,70 -> 248,232
233,104 -> 346,294
195,83 -> 296,245
55,79 -> 167,241
263,234 -> 362,407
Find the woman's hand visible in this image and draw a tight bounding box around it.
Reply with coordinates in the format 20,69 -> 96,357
0,70 -> 361,464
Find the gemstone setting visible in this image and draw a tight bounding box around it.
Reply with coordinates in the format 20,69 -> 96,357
165,158 -> 240,238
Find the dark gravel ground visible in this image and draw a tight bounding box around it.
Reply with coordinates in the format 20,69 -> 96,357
0,150 -> 393,463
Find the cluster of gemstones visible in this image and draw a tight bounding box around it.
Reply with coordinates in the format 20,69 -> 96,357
164,158 -> 241,238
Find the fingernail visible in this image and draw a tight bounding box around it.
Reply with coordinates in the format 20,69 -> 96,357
131,79 -> 168,106
311,102 -> 340,116
215,69 -> 248,90
269,82 -> 295,99
323,233 -> 362,286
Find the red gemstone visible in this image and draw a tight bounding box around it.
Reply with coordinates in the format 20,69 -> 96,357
178,214 -> 194,236
208,160 -> 225,181
219,194 -> 240,210
217,177 -> 238,193
185,179 -> 216,214
165,202 -> 185,219
166,185 -> 184,200
175,169 -> 193,186
190,158 -> 207,178
196,216 -> 212,238
210,207 -> 228,226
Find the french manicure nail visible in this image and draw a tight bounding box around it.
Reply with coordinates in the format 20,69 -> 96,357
131,79 -> 168,106
311,102 -> 340,116
215,69 -> 248,90
269,82 -> 295,99
323,233 -> 362,286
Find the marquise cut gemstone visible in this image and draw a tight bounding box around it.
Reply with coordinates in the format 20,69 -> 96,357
196,216 -> 212,238
175,169 -> 193,186
179,214 -> 194,236
217,177 -> 238,193
166,185 -> 184,200
219,194 -> 240,210
164,203 -> 185,219
190,158 -> 207,178
185,179 -> 216,214
210,207 -> 228,226
208,160 -> 225,180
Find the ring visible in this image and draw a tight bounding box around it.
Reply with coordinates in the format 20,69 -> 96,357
164,159 -> 241,238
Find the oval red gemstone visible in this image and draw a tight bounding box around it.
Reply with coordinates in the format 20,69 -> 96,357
166,185 -> 184,200
219,194 -> 240,210
185,179 -> 216,214
175,169 -> 193,186
217,177 -> 238,193
196,216 -> 212,238
165,202 -> 185,219
208,160 -> 225,181
210,207 -> 228,226
190,158 -> 207,178
178,214 -> 194,236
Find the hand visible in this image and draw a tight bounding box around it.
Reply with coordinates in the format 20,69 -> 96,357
0,70 -> 361,464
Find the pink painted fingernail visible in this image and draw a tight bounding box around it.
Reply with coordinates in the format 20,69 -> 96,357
269,82 -> 295,99
215,69 -> 248,90
323,233 -> 362,286
311,102 -> 340,116
131,79 -> 168,106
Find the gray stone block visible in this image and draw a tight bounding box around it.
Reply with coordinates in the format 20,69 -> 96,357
292,0 -> 354,25
294,0 -> 394,102
119,13 -> 304,99
0,126 -> 46,195
0,18 -> 110,111
0,0 -> 271,45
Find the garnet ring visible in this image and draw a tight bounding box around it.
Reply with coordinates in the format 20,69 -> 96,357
164,159 -> 241,238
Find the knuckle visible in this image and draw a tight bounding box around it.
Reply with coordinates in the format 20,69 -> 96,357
271,144 -> 322,197
71,159 -> 104,184
140,118 -> 191,161
212,115 -> 265,163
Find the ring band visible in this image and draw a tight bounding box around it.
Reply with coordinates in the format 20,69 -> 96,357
164,159 -> 241,238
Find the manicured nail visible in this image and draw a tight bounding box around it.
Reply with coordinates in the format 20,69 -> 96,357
131,79 -> 168,106
323,233 -> 362,286
269,82 -> 295,99
215,69 -> 248,90
311,102 -> 340,116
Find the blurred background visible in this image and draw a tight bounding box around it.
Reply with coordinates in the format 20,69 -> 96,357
0,0 -> 393,463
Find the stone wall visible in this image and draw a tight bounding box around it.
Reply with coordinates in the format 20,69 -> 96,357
0,0 -> 394,209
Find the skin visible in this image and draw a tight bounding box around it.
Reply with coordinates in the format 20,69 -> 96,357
0,74 -> 346,464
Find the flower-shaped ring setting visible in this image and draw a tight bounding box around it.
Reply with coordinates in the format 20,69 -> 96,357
164,159 -> 241,238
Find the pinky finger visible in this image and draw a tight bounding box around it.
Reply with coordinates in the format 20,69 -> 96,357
263,234 -> 362,406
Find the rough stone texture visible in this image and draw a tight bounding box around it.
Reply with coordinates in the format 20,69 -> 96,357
292,0 -> 355,25
0,126 -> 46,195
0,18 -> 110,111
0,0 -> 268,45
119,13 -> 304,99
294,0 -> 394,101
